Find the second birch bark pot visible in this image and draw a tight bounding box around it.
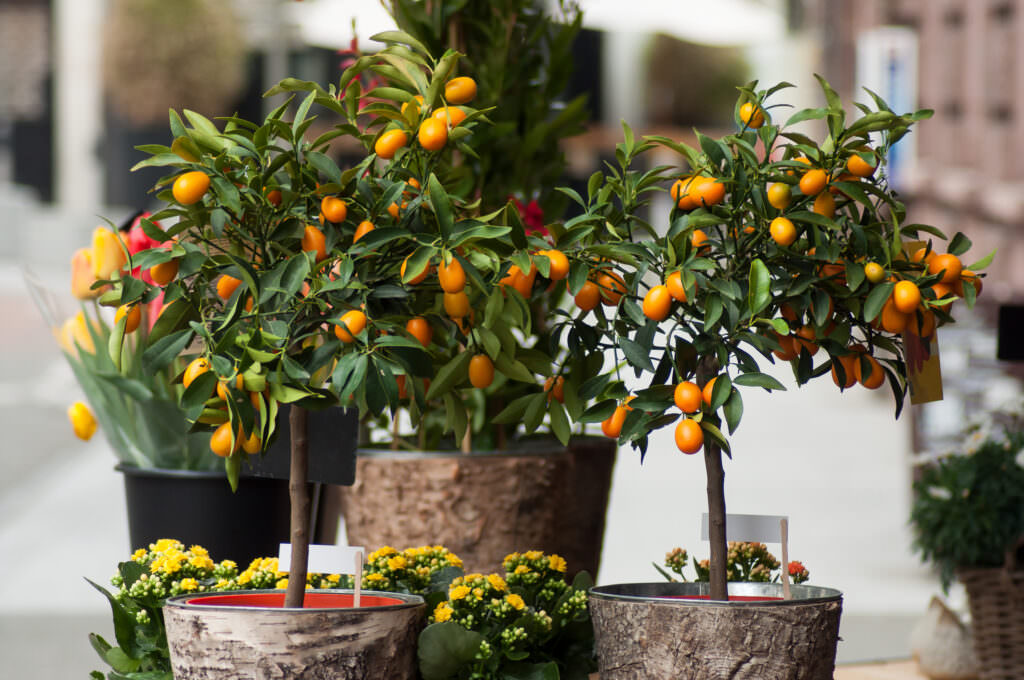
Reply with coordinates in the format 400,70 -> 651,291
589,582 -> 843,680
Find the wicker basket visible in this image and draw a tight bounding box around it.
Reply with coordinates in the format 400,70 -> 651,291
959,543 -> 1024,680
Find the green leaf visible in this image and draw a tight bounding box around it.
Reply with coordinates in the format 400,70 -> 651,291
966,248 -> 996,271
863,281 -> 894,322
491,393 -> 536,425
732,372 -> 786,390
493,354 -> 535,383
428,174 -> 454,239
947,231 -> 973,257
85,579 -> 142,657
618,336 -> 655,373
704,294 -> 723,329
723,388 -> 744,434
305,150 -> 341,185
549,399 -> 571,445
104,647 -> 141,674
443,392 -> 468,443
784,107 -> 829,127
426,352 -> 472,400
418,622 -> 486,680
748,259 -> 770,318
141,329 -> 193,375
370,30 -> 432,58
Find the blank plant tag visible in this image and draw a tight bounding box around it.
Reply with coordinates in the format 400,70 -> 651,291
702,513 -> 793,599
277,544 -> 365,576
701,513 -> 788,543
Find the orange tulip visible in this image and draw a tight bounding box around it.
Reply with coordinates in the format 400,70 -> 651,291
70,248 -> 103,299
58,311 -> 97,356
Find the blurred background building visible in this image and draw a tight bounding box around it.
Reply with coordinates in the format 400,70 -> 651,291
1,0 -> 1021,675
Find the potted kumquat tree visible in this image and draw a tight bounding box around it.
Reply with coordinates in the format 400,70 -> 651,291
547,77 -> 988,678
333,0 -> 614,578
110,23 -> 591,675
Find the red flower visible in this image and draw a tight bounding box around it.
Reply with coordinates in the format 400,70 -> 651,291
788,561 -> 806,575
122,212 -> 164,284
511,196 -> 549,240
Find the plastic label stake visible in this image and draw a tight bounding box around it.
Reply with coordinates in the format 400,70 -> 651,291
700,513 -> 792,600
277,544 -> 365,606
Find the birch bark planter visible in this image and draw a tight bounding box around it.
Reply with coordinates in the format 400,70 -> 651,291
338,440 -> 615,575
163,590 -> 425,680
590,582 -> 843,680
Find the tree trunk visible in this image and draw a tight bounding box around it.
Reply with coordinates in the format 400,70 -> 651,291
697,355 -> 727,601
285,405 -> 309,608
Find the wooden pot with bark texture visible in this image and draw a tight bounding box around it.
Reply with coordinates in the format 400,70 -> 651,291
590,582 -> 843,680
164,590 -> 424,680
339,443 -> 612,575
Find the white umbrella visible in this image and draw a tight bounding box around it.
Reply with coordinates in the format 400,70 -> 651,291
287,0 -> 785,50
568,0 -> 785,45
284,0 -> 398,51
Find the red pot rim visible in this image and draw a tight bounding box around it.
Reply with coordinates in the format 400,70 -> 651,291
171,589 -> 422,611
664,595 -> 783,602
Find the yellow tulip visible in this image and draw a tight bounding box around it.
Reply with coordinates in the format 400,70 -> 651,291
70,247 -> 103,299
68,401 -> 98,441
91,227 -> 127,280
58,311 -> 97,356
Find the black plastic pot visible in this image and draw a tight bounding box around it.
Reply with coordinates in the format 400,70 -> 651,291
117,465 -> 290,563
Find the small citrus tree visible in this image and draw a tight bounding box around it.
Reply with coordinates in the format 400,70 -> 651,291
109,33 -> 579,607
548,77 -> 990,598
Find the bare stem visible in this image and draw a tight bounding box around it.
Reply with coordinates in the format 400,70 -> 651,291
698,355 -> 728,601
284,405 -> 310,608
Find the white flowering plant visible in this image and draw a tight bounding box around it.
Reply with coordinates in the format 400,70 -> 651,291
418,551 -> 595,680
656,542 -> 809,585
87,540 -> 464,680
911,403 -> 1024,590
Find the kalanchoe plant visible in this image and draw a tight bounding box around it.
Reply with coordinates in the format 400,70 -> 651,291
88,540 -> 467,680
419,551 -> 595,680
657,543 -> 810,585
547,77 -> 991,598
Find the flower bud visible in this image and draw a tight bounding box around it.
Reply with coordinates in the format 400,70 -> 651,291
58,311 -> 97,356
70,248 -> 103,299
91,226 -> 128,280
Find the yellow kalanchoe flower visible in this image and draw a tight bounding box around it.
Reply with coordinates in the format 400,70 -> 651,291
505,593 -> 525,610
524,550 -> 543,560
387,555 -> 408,571
179,578 -> 198,592
548,554 -> 567,572
151,539 -> 179,553
434,602 -> 453,622
487,574 -> 508,591
450,585 -> 471,600
369,546 -> 397,561
514,564 -> 530,575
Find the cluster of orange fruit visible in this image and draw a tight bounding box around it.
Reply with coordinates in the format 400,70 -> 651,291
375,76 -> 476,159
